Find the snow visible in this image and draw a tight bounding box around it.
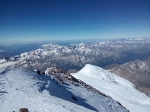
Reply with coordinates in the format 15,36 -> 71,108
42,51 -> 49,55
72,64 -> 150,112
0,59 -> 6,64
0,57 -> 25,69
0,61 -> 17,69
20,52 -> 28,58
0,68 -> 128,112
0,69 -> 93,112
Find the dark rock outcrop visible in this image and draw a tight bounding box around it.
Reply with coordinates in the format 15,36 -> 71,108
19,108 -> 29,112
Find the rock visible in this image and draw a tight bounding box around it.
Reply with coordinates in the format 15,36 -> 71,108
19,108 -> 29,112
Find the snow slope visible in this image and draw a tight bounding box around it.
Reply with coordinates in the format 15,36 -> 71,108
72,64 -> 150,112
0,68 -> 128,112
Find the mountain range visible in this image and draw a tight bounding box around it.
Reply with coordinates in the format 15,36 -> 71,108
1,38 -> 150,111
1,38 -> 150,72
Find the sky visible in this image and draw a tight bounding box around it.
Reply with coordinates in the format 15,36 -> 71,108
0,0 -> 150,45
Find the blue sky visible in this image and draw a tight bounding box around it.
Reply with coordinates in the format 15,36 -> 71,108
0,0 -> 150,45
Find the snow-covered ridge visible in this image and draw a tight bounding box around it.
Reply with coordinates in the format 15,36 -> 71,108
44,66 -> 107,96
72,64 -> 150,112
0,68 -> 129,112
77,64 -> 135,88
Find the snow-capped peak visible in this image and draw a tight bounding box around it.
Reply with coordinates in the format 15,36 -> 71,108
72,64 -> 150,112
77,64 -> 134,88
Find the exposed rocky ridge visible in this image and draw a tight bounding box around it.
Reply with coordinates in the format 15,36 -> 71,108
45,67 -> 106,96
0,68 -> 129,112
5,38 -> 150,71
108,56 -> 150,96
43,66 -> 128,110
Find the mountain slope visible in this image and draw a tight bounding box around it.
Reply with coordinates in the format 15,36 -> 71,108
0,68 -> 128,112
108,57 -> 150,96
72,64 -> 150,112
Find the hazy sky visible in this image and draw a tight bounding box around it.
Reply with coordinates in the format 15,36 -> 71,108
0,0 -> 150,45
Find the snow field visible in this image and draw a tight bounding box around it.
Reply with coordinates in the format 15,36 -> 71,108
0,68 -> 128,112
72,64 -> 150,112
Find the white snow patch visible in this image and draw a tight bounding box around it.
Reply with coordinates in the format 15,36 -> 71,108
0,59 -> 6,64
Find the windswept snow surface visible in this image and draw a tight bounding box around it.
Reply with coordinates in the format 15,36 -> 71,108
72,64 -> 150,112
0,60 -> 17,69
0,69 -> 128,112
